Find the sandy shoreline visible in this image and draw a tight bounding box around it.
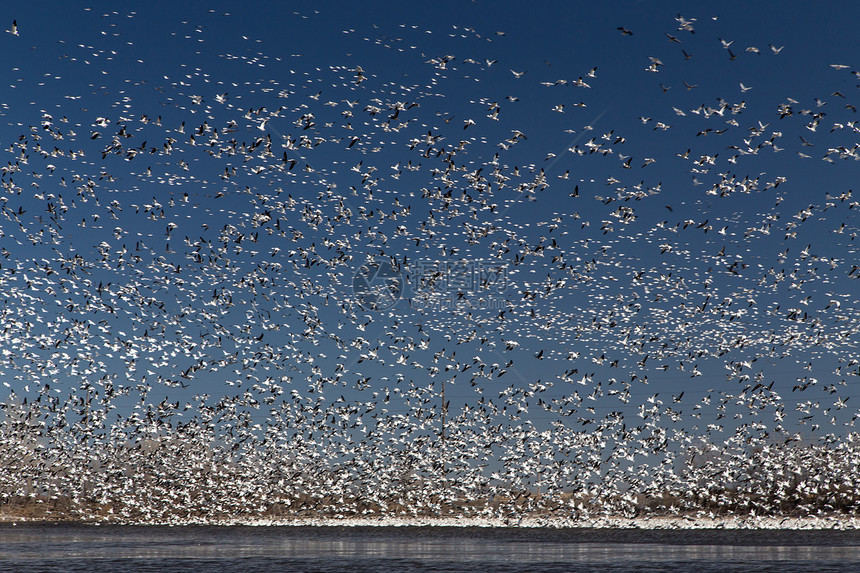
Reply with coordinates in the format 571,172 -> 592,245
2,514 -> 858,530
211,515 -> 860,530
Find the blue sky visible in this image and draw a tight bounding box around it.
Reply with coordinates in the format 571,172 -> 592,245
1,1 -> 859,447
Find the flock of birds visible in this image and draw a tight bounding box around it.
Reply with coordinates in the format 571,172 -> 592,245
0,8 -> 859,522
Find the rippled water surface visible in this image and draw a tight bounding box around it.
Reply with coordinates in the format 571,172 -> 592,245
1,524 -> 859,572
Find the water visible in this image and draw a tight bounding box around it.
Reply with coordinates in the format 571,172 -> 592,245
0,524 -> 858,572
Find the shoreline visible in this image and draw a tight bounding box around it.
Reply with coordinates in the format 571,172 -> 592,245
2,514 -> 858,530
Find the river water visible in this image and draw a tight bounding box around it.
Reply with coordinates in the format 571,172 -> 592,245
0,524 -> 858,572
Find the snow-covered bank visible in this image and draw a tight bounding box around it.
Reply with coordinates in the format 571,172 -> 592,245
221,515 -> 860,530
4,513 -> 859,530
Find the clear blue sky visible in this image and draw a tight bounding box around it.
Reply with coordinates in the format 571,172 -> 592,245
1,1 -> 859,444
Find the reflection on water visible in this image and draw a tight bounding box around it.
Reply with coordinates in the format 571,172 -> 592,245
0,525 -> 858,572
